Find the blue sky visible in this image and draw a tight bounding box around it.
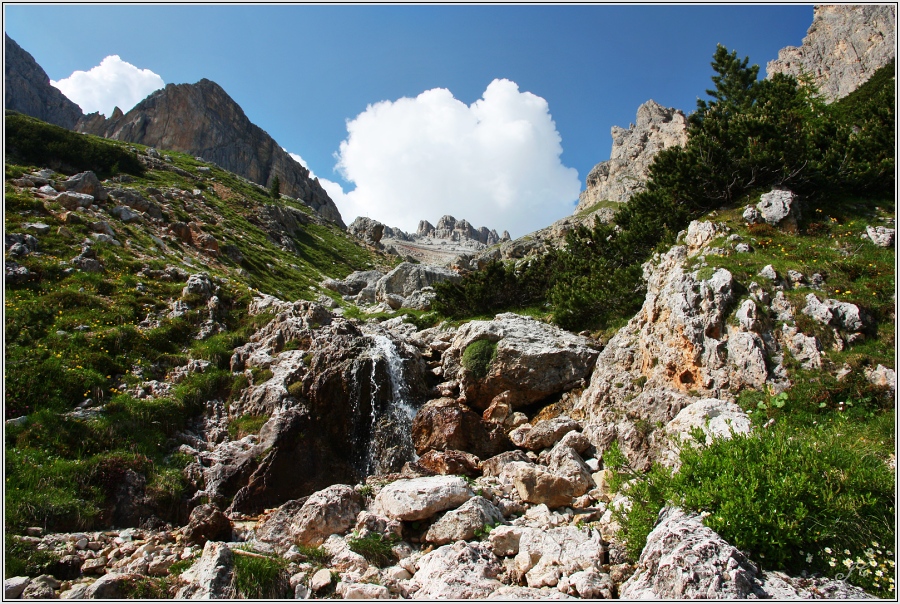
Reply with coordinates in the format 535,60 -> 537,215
5,4 -> 814,236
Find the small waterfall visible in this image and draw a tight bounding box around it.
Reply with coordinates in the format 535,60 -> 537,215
363,334 -> 418,475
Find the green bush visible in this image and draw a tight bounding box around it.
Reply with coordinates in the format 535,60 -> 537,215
606,418 -> 895,594
294,544 -> 331,566
461,340 -> 497,379
347,532 -> 397,567
232,550 -> 290,599
5,111 -> 144,178
5,533 -> 60,578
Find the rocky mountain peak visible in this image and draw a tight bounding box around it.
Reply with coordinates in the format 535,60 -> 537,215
575,99 -> 687,213
75,78 -> 345,227
767,4 -> 896,102
4,34 -> 84,129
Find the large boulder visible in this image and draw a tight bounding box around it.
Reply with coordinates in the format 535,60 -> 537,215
412,398 -> 512,459
620,507 -> 873,599
424,496 -> 505,545
442,313 -> 599,410
348,216 -> 385,245
176,541 -> 235,599
756,189 -> 800,231
515,526 -> 607,588
373,475 -> 473,521
374,262 -> 461,303
60,171 -> 108,201
290,484 -> 363,546
512,464 -> 575,509
182,503 -> 233,546
410,541 -> 503,599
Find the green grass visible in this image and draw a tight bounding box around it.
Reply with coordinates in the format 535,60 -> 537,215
576,199 -> 622,217
346,532 -> 397,567
232,549 -> 291,599
227,415 -> 267,440
4,115 -> 389,533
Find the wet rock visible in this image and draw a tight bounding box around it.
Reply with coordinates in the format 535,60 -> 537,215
442,313 -> 599,410
374,475 -> 473,521
412,398 -> 512,459
425,496 -> 505,545
411,541 -> 503,599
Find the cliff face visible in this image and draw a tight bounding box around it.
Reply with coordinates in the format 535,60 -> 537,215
76,79 -> 345,227
767,4 -> 896,102
575,100 -> 687,213
4,34 -> 83,129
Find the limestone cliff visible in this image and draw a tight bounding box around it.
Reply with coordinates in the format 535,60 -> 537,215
76,79 -> 345,227
4,34 -> 83,129
767,4 -> 896,102
575,100 -> 687,213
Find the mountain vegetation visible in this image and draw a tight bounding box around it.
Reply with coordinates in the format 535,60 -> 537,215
3,27 -> 894,600
434,50 -> 895,332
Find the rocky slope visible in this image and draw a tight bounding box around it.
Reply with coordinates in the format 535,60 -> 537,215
575,100 -> 687,213
767,4 -> 896,102
74,79 -> 345,227
348,214 -> 511,267
4,34 -> 83,129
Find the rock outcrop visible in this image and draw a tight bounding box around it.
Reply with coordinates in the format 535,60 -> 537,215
767,4 -> 896,103
621,507 -> 874,599
76,79 -> 344,226
575,100 -> 688,212
375,215 -> 511,266
4,34 -> 84,129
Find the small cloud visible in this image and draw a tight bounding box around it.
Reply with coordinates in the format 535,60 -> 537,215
331,78 -> 580,238
51,55 -> 164,117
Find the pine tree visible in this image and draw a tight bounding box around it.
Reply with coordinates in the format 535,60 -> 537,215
270,175 -> 281,200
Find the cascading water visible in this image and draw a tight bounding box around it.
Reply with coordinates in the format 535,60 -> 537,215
362,334 -> 418,476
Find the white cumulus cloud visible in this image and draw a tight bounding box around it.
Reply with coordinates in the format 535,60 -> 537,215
330,78 -> 580,238
51,55 -> 164,118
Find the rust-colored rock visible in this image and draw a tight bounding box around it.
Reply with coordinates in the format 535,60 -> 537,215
417,449 -> 481,477
412,398 -> 512,459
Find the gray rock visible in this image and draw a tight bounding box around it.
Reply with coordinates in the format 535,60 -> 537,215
411,541 -> 503,599
4,576 -> 30,599
374,262 -> 460,301
20,575 -> 57,599
54,191 -> 94,210
290,484 -> 363,546
348,216 -> 385,245
374,475 -> 473,521
5,34 -> 83,128
110,205 -> 140,223
176,541 -> 235,599
866,225 -> 895,247
60,171 -> 108,201
512,464 -> 575,508
620,507 -> 764,599
514,416 -> 582,451
756,189 -> 799,229
576,100 -> 688,210
742,205 -> 762,224
767,5 -> 896,102
182,272 -> 216,299
443,314 -> 599,411
425,496 -> 505,545
758,264 -> 779,281
621,507 -> 874,599
336,582 -> 391,599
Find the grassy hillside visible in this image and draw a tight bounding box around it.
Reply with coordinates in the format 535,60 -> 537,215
4,113 -> 390,533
